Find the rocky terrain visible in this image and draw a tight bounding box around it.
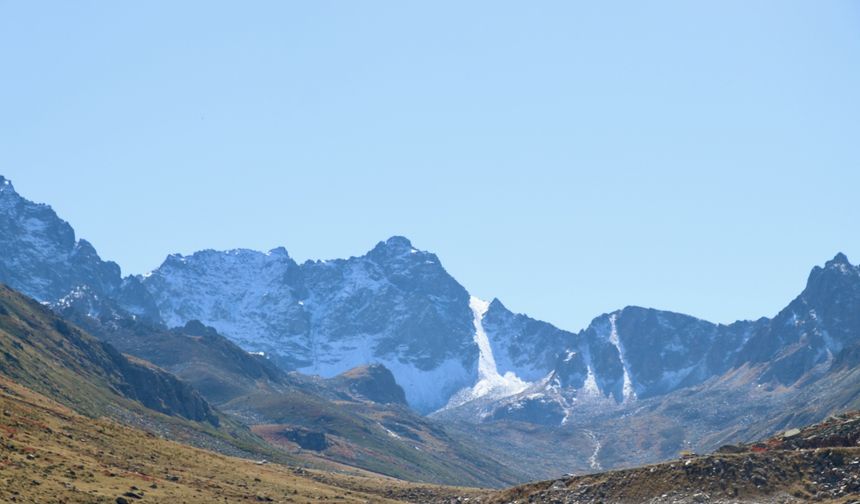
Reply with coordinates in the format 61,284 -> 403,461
480,412 -> 860,504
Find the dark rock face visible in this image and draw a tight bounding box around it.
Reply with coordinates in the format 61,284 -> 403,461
109,348 -> 220,426
546,253 -> 860,404
279,428 -> 328,451
302,236 -> 476,373
0,177 -> 122,302
0,177 -> 159,321
574,308 -> 757,402
329,364 -> 408,405
61,312 -> 289,406
482,299 -> 577,382
740,253 -> 860,385
490,395 -> 567,426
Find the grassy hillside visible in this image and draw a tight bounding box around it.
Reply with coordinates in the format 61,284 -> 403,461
0,285 -> 213,422
0,285 -> 296,462
0,375 -> 481,503
229,387 -> 521,487
68,311 -> 526,487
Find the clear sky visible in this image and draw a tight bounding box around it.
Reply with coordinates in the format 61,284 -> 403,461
1,1 -> 859,331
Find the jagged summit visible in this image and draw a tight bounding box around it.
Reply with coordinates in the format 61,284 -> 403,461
830,251 -> 851,266
804,252 -> 860,295
0,176 -> 125,303
163,246 -> 294,263
367,235 -> 424,259
382,235 -> 414,249
0,175 -> 21,203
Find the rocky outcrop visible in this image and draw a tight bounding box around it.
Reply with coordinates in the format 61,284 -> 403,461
328,364 -> 408,405
0,176 -> 159,321
112,352 -> 220,426
278,427 -> 329,451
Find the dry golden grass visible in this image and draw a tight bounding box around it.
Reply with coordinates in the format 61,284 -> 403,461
0,376 -> 481,504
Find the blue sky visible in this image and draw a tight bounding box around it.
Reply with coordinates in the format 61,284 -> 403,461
1,1 -> 859,331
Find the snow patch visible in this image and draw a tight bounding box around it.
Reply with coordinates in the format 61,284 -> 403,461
608,314 -> 636,402
585,430 -> 602,471
380,424 -> 401,439
581,365 -> 600,396
439,297 -> 531,410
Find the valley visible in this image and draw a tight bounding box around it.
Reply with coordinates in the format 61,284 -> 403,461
3,173 -> 860,503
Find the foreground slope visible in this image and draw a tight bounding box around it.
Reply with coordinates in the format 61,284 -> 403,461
62,309 -> 523,486
0,376 -> 477,504
484,412 -> 860,504
0,284 -> 216,426
0,284 -> 298,463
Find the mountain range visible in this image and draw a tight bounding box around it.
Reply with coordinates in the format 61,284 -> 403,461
3,173 -> 860,481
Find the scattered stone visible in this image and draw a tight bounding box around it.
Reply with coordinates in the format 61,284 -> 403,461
783,428 -> 802,439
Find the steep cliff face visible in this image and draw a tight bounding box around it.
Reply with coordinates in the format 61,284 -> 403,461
0,176 -> 122,302
740,253 -> 860,384
0,176 -> 159,321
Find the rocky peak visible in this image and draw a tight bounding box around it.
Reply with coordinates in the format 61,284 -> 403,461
0,176 -> 20,204
142,247 -> 306,346
366,236 -> 443,272
267,246 -> 290,257
800,253 -> 860,308
0,175 -> 15,195
830,251 -> 851,265
369,235 -> 415,256
0,175 -> 123,303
